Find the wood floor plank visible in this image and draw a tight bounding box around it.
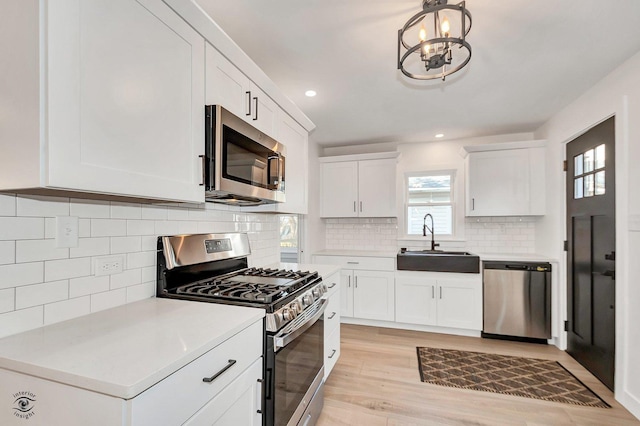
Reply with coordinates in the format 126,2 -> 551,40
317,324 -> 639,426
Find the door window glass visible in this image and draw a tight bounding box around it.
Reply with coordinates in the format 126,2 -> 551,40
573,144 -> 605,199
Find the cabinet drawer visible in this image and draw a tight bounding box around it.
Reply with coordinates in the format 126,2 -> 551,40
324,326 -> 341,379
324,272 -> 340,298
324,291 -> 340,335
129,319 -> 263,426
314,255 -> 395,271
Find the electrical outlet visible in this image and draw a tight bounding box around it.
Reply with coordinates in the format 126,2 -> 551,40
94,256 -> 125,276
56,216 -> 79,248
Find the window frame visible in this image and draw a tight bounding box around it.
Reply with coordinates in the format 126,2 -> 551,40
404,170 -> 457,238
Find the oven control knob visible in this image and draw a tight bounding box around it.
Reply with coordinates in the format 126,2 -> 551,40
282,308 -> 292,321
312,288 -> 320,298
289,302 -> 300,315
303,294 -> 313,306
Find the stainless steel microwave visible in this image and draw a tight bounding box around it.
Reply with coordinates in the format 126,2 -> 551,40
204,105 -> 285,205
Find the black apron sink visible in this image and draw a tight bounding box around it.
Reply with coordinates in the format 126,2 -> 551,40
396,249 -> 480,273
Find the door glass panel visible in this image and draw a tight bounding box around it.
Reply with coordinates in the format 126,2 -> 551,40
584,174 -> 594,197
595,171 -> 605,195
574,154 -> 584,176
595,144 -> 605,169
583,149 -> 594,173
574,177 -> 584,199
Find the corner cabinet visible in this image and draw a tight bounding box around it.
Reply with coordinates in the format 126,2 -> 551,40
2,0 -> 206,203
395,271 -> 482,331
320,152 -> 399,218
465,141 -> 546,216
313,255 -> 396,322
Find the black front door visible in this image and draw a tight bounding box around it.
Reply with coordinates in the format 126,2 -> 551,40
566,116 -> 616,390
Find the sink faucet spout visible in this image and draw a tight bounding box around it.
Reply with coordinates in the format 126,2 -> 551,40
422,213 -> 440,251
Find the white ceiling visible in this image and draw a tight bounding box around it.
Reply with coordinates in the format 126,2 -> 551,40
195,0 -> 640,146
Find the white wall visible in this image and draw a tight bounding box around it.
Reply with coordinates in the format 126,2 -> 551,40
534,50 -> 640,417
0,193 -> 280,339
302,139 -> 326,261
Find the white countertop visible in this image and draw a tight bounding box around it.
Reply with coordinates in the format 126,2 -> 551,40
269,262 -> 341,279
476,252 -> 559,263
313,249 -> 397,258
0,298 -> 264,399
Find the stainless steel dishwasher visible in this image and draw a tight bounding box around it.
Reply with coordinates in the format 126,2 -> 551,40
482,261 -> 551,343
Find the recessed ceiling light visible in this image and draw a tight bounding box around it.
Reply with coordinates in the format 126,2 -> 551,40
435,133 -> 444,138
305,90 -> 317,97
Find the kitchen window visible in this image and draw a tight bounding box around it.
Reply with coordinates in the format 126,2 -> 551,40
406,172 -> 455,236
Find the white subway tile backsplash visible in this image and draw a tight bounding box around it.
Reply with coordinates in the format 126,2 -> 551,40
0,217 -> 45,240
126,281 -> 155,303
0,288 -> 14,313
70,199 -> 110,218
17,195 -> 69,217
141,206 -> 168,220
0,306 -> 43,339
16,239 -> 69,263
44,296 -> 91,325
111,202 -> 142,219
69,276 -> 110,298
44,258 -> 91,282
0,241 -> 15,265
69,237 -> 110,258
91,289 -> 126,313
111,236 -> 142,254
0,194 -> 16,216
92,219 -> 127,237
16,280 -> 69,309
0,262 -> 44,289
126,220 -> 155,236
110,268 -> 141,290
127,251 -> 154,269
0,194 -> 281,337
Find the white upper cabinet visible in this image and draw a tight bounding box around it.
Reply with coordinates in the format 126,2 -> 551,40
1,0 -> 206,202
320,152 -> 399,218
205,44 -> 277,138
465,141 -> 546,216
205,43 -> 251,119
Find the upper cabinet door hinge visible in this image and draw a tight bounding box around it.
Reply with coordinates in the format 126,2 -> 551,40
563,160 -> 568,172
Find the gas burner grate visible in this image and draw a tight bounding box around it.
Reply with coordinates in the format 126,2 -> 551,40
171,268 -> 319,305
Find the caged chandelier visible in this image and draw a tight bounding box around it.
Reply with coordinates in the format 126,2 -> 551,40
397,0 -> 472,81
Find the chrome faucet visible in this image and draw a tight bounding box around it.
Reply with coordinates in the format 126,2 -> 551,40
423,213 -> 440,251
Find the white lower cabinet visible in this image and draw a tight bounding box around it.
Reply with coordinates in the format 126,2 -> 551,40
395,272 -> 482,330
341,270 -> 395,321
184,358 -> 262,426
323,272 -> 341,379
0,320 -> 264,426
313,255 -> 396,322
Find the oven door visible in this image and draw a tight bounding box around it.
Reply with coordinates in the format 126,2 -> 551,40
265,299 -> 326,426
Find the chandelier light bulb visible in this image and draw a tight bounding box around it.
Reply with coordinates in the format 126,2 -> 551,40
423,44 -> 431,55
441,17 -> 450,36
419,25 -> 428,42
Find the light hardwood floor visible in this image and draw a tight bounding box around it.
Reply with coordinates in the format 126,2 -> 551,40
317,324 -> 639,426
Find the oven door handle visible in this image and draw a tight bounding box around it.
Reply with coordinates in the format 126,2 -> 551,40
273,299 -> 327,352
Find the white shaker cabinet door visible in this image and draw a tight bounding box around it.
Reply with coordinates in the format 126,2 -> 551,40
352,270 -> 395,321
320,161 -> 359,217
358,158 -> 397,217
340,270 -> 355,317
46,0 -> 205,202
395,276 -> 437,326
206,43 -> 251,119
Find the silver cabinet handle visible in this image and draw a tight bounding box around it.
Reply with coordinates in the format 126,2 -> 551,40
439,287 -> 442,299
360,201 -> 362,212
328,349 -> 337,359
256,379 -> 263,414
355,276 -> 358,288
472,198 -> 475,211
199,155 -> 206,186
353,201 -> 356,212
432,286 -> 435,299
347,261 -> 359,265
327,283 -> 336,289
348,276 -> 351,287
203,359 -> 236,383
328,312 -> 336,320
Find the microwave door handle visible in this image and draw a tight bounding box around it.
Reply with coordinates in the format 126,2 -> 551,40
273,299 -> 327,351
268,154 -> 281,189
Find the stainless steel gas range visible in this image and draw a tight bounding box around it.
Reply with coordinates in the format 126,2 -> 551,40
156,233 -> 326,426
